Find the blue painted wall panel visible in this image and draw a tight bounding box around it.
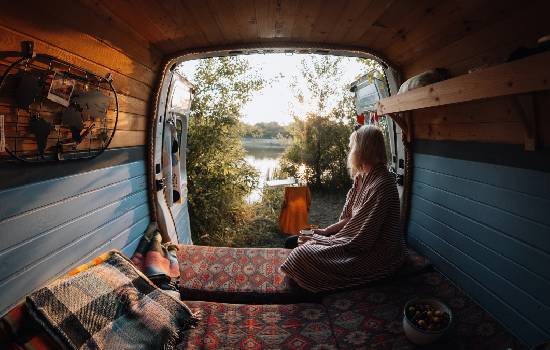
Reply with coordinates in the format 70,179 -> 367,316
0,161 -> 146,221
171,200 -> 192,244
414,167 -> 550,227
409,236 -> 547,345
414,153 -> 550,198
0,175 -> 146,251
409,149 -> 550,347
411,196 -> 550,304
0,190 -> 147,282
0,160 -> 150,316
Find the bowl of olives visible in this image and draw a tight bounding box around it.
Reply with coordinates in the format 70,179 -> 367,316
403,297 -> 452,345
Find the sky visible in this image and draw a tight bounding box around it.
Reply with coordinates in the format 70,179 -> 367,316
177,54 -> 368,125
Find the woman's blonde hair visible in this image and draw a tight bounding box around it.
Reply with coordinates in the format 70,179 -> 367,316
347,125 -> 387,177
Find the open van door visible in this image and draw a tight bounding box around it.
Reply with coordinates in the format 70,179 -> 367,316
350,72 -> 404,200
383,66 -> 405,200
152,70 -> 194,244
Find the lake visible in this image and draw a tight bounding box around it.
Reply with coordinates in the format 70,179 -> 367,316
243,139 -> 288,203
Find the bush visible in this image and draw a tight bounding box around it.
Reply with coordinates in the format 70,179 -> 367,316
280,55 -> 357,190
231,186 -> 287,248
281,114 -> 353,190
179,57 -> 265,246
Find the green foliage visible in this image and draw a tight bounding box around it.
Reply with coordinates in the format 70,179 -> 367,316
281,55 -> 361,189
356,58 -> 385,82
231,186 -> 287,248
281,115 -> 353,190
281,56 -> 389,190
241,121 -> 290,139
178,57 -> 265,246
177,54 -> 388,247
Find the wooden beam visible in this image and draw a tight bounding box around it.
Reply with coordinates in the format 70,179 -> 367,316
512,94 -> 537,151
377,51 -> 550,115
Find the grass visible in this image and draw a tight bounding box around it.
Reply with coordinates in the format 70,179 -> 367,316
192,186 -> 347,248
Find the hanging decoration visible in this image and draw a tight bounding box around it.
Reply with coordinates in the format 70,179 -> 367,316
0,41 -> 118,162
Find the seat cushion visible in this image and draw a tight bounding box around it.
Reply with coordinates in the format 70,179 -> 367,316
180,301 -> 338,350
177,245 -> 314,303
322,271 -> 525,349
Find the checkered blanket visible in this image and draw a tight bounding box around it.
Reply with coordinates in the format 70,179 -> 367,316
26,252 -> 198,350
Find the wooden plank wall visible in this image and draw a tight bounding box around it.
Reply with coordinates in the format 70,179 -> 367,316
412,93 -> 550,146
399,1 -> 550,146
0,1 -> 163,154
0,2 -> 161,315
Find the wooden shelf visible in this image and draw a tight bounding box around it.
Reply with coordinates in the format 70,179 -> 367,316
377,51 -> 550,115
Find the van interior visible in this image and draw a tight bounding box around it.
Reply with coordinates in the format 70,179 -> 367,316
0,1 -> 549,349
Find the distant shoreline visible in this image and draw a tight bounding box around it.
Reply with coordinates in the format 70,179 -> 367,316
242,137 -> 290,149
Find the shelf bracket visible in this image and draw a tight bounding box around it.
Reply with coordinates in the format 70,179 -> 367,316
512,94 -> 537,151
387,112 -> 413,143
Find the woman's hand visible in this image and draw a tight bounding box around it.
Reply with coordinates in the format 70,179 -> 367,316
312,228 -> 329,236
298,235 -> 314,245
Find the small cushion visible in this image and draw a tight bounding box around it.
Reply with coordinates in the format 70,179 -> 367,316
397,68 -> 449,94
26,251 -> 197,350
177,245 -> 314,304
322,271 -> 524,349
180,300 -> 338,349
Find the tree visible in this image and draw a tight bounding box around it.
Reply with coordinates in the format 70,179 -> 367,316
241,121 -> 290,139
176,57 -> 265,245
282,55 -> 358,190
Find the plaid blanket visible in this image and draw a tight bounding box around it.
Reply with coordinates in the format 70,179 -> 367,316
26,252 -> 198,350
0,303 -> 57,350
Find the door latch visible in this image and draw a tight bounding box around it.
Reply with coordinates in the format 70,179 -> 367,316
156,178 -> 166,191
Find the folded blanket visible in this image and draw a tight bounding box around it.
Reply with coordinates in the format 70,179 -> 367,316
26,251 -> 198,350
131,223 -> 180,287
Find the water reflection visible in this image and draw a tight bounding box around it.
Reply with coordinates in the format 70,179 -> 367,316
244,145 -> 286,203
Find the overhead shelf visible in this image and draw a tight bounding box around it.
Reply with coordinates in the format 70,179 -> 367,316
376,51 -> 550,115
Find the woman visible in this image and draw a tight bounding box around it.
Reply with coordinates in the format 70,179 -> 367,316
280,125 -> 405,292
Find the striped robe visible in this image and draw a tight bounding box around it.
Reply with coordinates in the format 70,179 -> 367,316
280,164 -> 405,292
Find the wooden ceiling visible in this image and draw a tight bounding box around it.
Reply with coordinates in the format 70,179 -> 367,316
2,0 -> 549,76
90,1 -> 547,66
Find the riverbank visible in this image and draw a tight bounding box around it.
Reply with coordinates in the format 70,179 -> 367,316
242,137 -> 290,149
232,189 -> 347,248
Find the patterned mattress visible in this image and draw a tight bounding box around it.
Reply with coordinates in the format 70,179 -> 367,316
1,270 -> 524,349
177,245 -> 433,304
177,245 -> 313,304
179,301 -> 338,350
322,271 -> 525,349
